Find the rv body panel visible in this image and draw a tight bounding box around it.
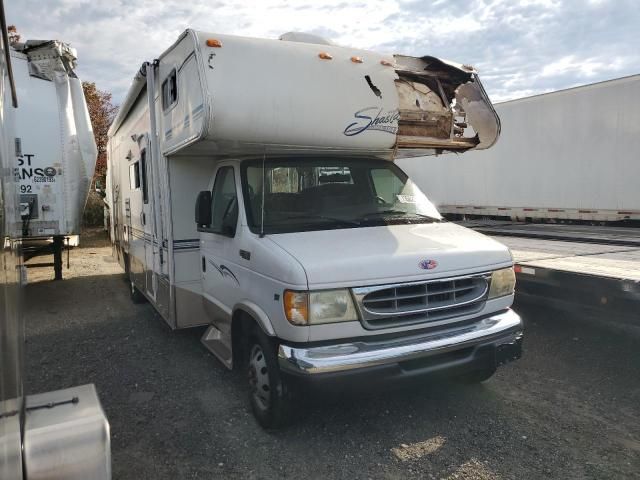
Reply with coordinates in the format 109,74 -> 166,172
107,86 -> 176,325
168,155 -> 215,328
109,30 -> 500,161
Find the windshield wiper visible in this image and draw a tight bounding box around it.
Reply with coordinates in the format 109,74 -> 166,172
357,210 -> 441,222
283,214 -> 361,226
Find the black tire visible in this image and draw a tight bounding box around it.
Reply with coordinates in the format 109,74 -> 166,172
129,280 -> 147,304
247,328 -> 292,430
122,252 -> 131,283
457,366 -> 496,384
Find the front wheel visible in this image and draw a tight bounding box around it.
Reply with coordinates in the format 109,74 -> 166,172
247,330 -> 292,429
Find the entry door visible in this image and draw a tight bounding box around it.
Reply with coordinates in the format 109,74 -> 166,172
201,165 -> 241,327
140,148 -> 156,300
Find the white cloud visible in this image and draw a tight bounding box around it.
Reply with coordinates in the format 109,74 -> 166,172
6,0 -> 639,104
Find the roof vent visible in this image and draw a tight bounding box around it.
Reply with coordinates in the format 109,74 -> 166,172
278,32 -> 333,45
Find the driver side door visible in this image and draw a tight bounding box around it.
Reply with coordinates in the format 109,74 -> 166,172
200,165 -> 241,331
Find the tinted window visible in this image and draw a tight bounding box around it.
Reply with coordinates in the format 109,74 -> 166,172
162,69 -> 177,110
129,161 -> 140,190
210,167 -> 238,236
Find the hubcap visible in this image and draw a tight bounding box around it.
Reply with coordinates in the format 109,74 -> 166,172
248,344 -> 271,411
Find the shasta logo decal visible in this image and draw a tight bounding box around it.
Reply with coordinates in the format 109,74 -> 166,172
343,107 -> 400,136
419,259 -> 438,270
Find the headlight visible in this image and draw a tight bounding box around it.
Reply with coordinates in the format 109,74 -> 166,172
284,289 -> 359,325
488,267 -> 516,299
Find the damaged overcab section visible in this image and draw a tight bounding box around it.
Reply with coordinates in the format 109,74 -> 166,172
392,55 -> 500,155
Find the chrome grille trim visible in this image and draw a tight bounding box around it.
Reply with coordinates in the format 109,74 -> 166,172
352,273 -> 491,329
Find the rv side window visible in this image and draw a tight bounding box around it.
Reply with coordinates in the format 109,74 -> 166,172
162,69 -> 178,110
129,161 -> 141,190
209,167 -> 238,236
140,150 -> 148,203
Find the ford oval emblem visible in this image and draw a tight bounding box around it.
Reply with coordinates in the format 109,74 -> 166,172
419,259 -> 438,270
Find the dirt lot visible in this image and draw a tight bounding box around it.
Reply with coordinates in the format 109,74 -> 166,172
24,229 -> 640,479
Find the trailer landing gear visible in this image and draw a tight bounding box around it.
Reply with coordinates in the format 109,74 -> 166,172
53,236 -> 63,281
23,235 -> 71,281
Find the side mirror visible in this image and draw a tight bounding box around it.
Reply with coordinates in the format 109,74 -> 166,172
195,191 -> 212,227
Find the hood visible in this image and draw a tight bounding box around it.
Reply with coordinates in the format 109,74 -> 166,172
268,222 -> 512,288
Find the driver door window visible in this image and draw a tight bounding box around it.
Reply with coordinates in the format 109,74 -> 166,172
210,166 -> 238,236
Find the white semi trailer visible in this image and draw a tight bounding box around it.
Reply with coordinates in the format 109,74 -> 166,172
107,30 -> 523,428
399,74 -> 640,222
0,2 -> 110,477
10,37 -> 97,279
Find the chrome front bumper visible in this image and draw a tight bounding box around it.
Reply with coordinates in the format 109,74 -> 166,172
278,309 -> 522,375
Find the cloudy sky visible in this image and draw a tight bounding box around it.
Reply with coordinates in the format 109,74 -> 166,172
6,0 -> 639,105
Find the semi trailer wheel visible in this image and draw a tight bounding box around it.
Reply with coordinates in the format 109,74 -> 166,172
247,329 -> 292,429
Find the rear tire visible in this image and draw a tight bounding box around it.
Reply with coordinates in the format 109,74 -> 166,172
247,328 -> 292,430
129,280 -> 146,304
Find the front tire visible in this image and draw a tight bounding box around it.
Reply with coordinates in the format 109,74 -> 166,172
247,329 -> 291,430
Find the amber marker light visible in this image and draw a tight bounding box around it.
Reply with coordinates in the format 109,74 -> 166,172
318,52 -> 333,60
206,39 -> 222,47
284,290 -> 309,325
351,56 -> 363,63
380,59 -> 394,67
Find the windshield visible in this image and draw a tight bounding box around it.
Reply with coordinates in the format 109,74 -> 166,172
241,157 -> 442,234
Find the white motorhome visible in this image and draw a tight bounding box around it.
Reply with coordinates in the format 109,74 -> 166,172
10,38 -> 97,278
107,30 -> 522,428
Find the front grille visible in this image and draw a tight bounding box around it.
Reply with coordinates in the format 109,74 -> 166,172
353,274 -> 489,329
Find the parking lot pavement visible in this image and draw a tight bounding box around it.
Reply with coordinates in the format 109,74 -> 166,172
24,231 -> 640,479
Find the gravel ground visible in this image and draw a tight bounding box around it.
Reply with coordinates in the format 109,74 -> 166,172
24,229 -> 640,479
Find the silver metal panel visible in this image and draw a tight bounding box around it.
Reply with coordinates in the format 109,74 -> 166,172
156,273 -> 171,322
174,283 -> 209,328
23,384 -> 111,480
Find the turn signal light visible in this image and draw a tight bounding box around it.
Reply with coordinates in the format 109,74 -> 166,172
318,52 -> 333,60
380,59 -> 394,67
284,290 -> 309,325
206,39 -> 222,47
351,56 -> 363,63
